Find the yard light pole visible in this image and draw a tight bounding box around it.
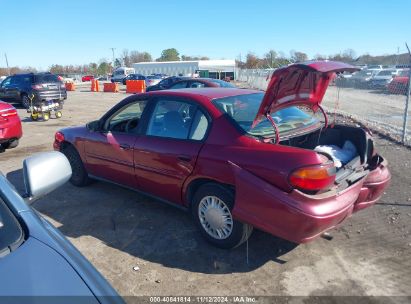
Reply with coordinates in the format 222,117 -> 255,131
402,42 -> 411,144
4,53 -> 10,75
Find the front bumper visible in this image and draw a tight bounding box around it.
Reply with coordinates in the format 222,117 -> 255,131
231,156 -> 391,244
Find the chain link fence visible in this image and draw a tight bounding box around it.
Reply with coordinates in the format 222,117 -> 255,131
236,59 -> 411,146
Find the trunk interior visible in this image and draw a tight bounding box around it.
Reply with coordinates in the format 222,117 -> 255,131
280,125 -> 374,190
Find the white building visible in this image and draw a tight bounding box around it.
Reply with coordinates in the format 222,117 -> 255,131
133,59 -> 236,80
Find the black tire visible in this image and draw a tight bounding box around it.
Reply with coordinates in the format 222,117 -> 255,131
21,94 -> 30,109
192,183 -> 253,249
1,139 -> 19,149
62,144 -> 91,187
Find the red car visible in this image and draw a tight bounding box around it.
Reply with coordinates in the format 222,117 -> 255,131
81,75 -> 95,82
387,69 -> 409,94
54,61 -> 391,249
0,101 -> 22,150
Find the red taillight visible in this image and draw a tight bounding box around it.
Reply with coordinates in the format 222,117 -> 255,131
55,131 -> 65,143
0,108 -> 17,118
289,161 -> 336,192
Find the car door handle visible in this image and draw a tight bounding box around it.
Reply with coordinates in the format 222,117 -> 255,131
177,155 -> 192,162
119,143 -> 131,150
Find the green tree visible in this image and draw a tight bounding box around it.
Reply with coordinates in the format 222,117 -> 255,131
157,48 -> 180,61
97,61 -> 111,75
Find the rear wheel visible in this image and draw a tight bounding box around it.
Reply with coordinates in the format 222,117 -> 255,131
62,144 -> 91,187
55,111 -> 62,118
43,112 -> 50,121
21,94 -> 30,109
192,183 -> 253,249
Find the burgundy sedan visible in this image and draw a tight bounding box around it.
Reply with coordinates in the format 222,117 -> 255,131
54,61 -> 391,249
0,101 -> 22,150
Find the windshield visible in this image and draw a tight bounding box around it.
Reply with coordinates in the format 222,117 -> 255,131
213,93 -> 320,138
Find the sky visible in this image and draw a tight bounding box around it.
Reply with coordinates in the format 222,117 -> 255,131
0,0 -> 410,70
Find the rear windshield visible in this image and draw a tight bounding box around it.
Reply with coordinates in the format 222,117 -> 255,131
213,93 -> 320,138
209,79 -> 236,88
34,74 -> 60,83
147,75 -> 161,79
0,196 -> 24,256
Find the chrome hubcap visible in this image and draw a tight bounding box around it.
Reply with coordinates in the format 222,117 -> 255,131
198,196 -> 233,240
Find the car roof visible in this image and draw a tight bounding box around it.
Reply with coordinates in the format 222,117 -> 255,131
147,88 -> 260,100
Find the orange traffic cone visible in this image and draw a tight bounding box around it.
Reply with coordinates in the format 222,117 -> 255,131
91,79 -> 96,92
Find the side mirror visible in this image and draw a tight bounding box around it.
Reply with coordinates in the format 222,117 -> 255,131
23,152 -> 72,203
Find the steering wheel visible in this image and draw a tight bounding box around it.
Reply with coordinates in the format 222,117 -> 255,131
125,118 -> 139,133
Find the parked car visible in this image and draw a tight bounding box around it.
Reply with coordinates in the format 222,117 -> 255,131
146,75 -> 162,87
169,78 -> 236,89
152,73 -> 168,79
111,67 -> 135,83
369,69 -> 401,89
53,61 -> 390,249
0,152 -> 124,303
122,73 -> 147,85
0,101 -> 22,150
0,73 -> 67,109
387,69 -> 410,94
82,75 -> 95,82
145,76 -> 189,92
347,69 -> 380,88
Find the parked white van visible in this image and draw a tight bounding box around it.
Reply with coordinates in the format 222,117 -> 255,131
111,67 -> 135,83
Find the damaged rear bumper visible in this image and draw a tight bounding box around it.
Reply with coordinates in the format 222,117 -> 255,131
230,156 -> 390,244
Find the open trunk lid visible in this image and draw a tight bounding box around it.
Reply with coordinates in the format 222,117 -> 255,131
253,61 -> 359,127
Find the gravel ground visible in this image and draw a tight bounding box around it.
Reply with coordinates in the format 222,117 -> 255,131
1,87 -> 410,302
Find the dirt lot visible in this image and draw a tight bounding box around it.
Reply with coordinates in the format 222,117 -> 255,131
1,87 -> 411,301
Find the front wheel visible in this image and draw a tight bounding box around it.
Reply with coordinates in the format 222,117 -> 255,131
43,112 -> 50,121
1,139 -> 19,149
192,183 -> 253,249
55,111 -> 62,118
62,145 -> 91,187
